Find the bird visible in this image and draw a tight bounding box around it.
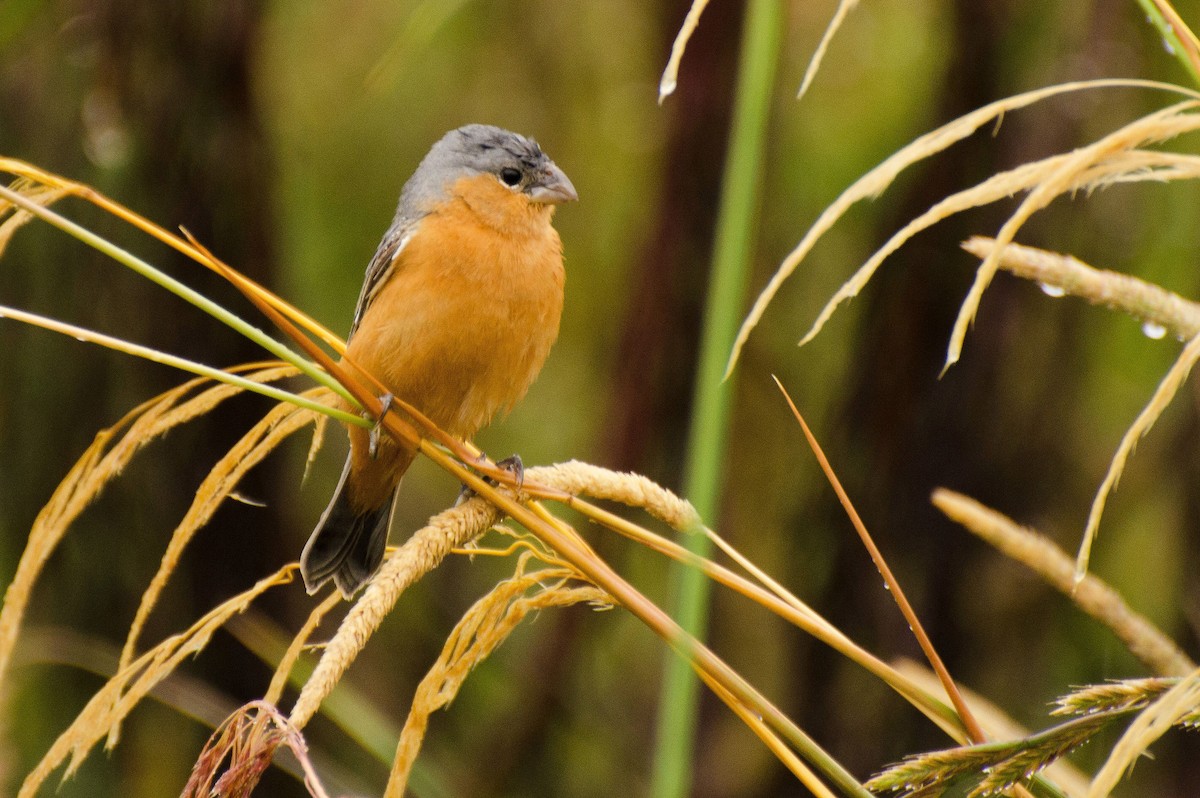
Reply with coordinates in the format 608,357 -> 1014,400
299,124 -> 577,598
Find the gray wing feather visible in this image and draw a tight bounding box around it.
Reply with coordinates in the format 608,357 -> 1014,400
347,216 -> 419,339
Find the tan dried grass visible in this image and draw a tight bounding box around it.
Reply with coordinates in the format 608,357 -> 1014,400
932,488 -> 1195,678
119,386 -> 329,675
289,460 -> 701,729
384,553 -> 609,796
18,567 -> 295,797
727,78 -> 1200,376
1088,667 -> 1200,797
0,364 -> 298,687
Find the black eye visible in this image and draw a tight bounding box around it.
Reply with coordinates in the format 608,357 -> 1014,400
499,167 -> 522,187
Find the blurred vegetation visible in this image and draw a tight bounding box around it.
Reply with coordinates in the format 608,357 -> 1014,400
2,1 -> 1200,796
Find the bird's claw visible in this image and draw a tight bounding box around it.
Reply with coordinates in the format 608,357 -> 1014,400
455,453 -> 524,505
367,393 -> 395,460
495,454 -> 524,490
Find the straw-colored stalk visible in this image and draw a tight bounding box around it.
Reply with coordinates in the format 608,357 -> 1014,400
726,78 -> 1200,377
932,488 -> 1195,678
962,238 -> 1200,577
119,388 -> 329,673
0,365 -> 305,687
19,567 -> 296,798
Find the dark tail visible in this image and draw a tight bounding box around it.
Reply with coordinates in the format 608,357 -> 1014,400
300,457 -> 393,598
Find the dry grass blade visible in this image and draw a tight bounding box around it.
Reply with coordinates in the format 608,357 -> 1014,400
0,179 -> 68,256
1078,332 -> 1200,578
19,567 -> 294,798
658,0 -> 711,102
289,492 -> 510,728
945,99 -> 1200,371
567,465 -> 970,742
962,236 -> 1200,340
182,700 -> 330,798
796,0 -> 859,100
808,148 -> 1200,354
774,376 -> 987,744
120,389 -> 328,677
1088,668 -> 1200,797
0,364 -> 295,686
932,489 -> 1195,677
385,554 -> 608,796
726,78 -> 1200,376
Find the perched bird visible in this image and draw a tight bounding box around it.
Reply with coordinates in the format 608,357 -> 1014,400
300,124 -> 577,597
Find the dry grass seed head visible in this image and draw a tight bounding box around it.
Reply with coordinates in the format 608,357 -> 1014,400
727,79 -> 1200,376
289,492 -> 508,728
290,461 -> 698,729
1089,668 -> 1200,798
0,365 -> 295,686
946,100 -> 1200,370
120,389 -> 327,675
529,460 -> 700,530
931,489 -> 1195,677
18,567 -> 294,798
182,700 -> 329,798
385,553 -> 608,797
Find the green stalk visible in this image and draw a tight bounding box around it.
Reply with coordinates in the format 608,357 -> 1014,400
651,2 -> 782,796
0,183 -> 357,407
1136,0 -> 1200,86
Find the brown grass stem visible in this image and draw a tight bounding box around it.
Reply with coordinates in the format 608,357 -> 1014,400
773,377 -> 988,745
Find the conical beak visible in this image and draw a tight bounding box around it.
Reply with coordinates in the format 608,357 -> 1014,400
527,161 -> 578,204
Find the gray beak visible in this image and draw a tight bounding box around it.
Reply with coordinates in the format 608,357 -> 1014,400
527,161 -> 578,204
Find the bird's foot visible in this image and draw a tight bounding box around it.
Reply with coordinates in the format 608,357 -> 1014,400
454,453 -> 524,506
494,454 -> 524,490
367,393 -> 395,460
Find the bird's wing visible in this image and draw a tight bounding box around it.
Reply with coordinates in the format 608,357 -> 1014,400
347,215 -> 421,339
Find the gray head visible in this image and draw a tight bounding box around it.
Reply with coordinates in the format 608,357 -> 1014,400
397,124 -> 577,217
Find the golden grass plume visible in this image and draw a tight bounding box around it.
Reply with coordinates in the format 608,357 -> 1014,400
385,549 -> 610,796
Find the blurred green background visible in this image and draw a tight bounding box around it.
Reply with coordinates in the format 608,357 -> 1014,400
2,1 -> 1199,796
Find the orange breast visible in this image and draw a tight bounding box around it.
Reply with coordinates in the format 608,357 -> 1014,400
340,174 -> 566,511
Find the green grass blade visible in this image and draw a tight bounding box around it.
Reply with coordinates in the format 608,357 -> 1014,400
0,182 -> 357,406
651,1 -> 784,796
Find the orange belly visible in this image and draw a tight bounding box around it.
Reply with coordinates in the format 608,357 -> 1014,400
339,175 -> 565,512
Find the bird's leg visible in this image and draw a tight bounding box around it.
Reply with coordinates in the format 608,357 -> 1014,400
367,393 -> 395,460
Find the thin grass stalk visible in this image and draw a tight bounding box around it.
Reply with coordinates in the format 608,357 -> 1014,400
0,157 -> 346,354
1137,0 -> 1200,84
0,182 -> 353,406
0,305 -> 361,426
652,2 -> 782,795
772,377 -> 987,744
658,0 -> 711,102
